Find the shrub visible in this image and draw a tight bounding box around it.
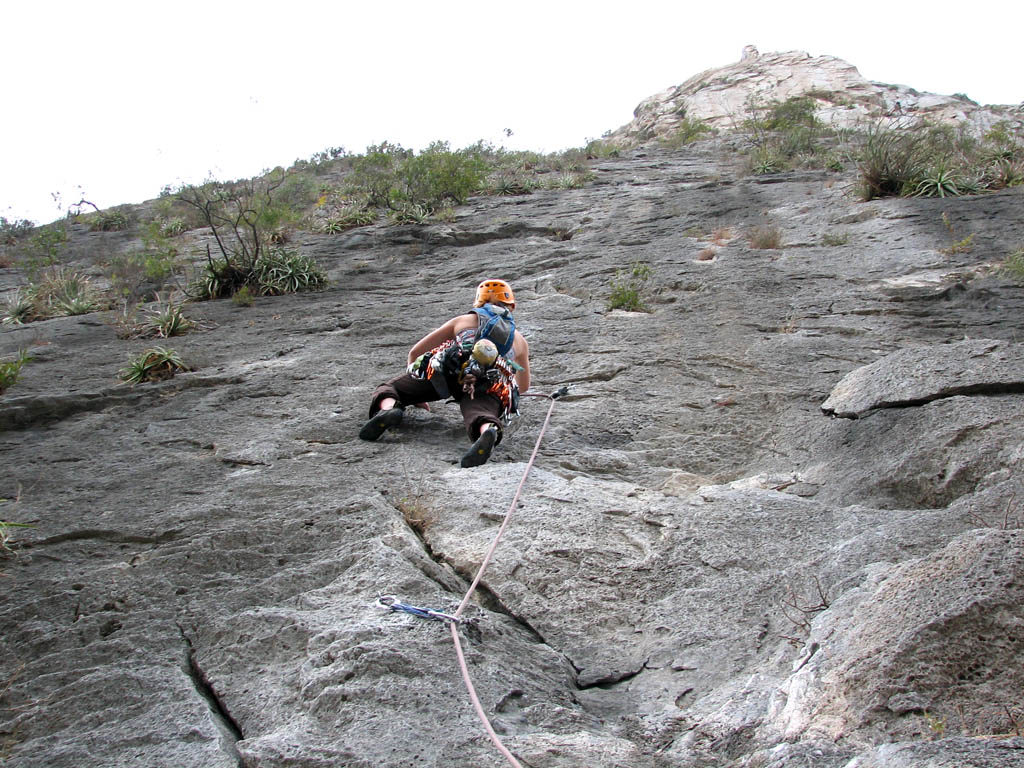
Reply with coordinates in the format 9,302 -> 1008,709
188,255 -> 250,300
608,262 -> 652,312
0,350 -> 31,394
119,346 -> 190,384
759,96 -> 821,131
178,172 -> 326,300
856,124 -> 926,200
584,139 -> 619,159
1002,249 -> 1024,284
176,171 -> 290,277
857,120 -> 1024,200
46,269 -> 100,315
17,223 -> 67,278
347,141 -> 489,210
741,96 -> 833,174
939,212 -> 975,255
105,226 -> 180,304
346,142 -> 411,209
232,285 -> 255,306
661,116 -> 714,148
748,225 -> 783,249
546,172 -> 589,190
750,146 -> 784,175
161,217 -> 188,236
821,231 -> 850,247
1,216 -> 34,246
985,159 -> 1024,189
399,141 -> 488,206
87,209 -> 131,232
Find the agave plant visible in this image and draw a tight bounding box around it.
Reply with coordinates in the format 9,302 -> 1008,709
253,249 -> 328,295
987,159 -> 1024,189
1,289 -> 37,325
161,217 -> 187,236
50,276 -> 100,315
119,346 -> 189,384
547,172 -> 586,190
322,208 -> 376,233
488,173 -> 532,196
751,147 -> 784,175
913,164 -> 964,198
144,295 -> 194,338
390,204 -> 433,225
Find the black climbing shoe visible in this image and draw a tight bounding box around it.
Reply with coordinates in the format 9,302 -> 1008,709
461,426 -> 497,468
358,407 -> 403,441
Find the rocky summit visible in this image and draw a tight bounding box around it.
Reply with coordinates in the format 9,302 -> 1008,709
2,52 -> 1024,768
608,48 -> 1024,144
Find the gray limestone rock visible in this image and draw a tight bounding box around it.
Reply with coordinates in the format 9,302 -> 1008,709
3,131 -> 1024,767
821,339 -> 1024,418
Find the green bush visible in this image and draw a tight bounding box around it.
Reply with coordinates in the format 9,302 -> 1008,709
16,223 -> 67,278
400,141 -> 488,206
661,116 -> 714,148
1002,249 -> 1024,284
1,216 -> 35,246
87,208 -> 131,232
584,139 -> 620,159
857,120 -> 1024,200
106,224 -> 180,303
346,142 -> 411,209
232,285 -> 255,306
821,231 -> 850,247
742,96 -> 832,173
0,350 -> 31,394
608,262 -> 652,312
389,204 -> 433,225
856,125 -> 926,200
178,171 -> 326,300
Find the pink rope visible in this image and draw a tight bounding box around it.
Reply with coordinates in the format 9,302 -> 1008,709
449,392 -> 561,768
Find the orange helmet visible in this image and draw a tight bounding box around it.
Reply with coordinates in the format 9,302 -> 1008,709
474,279 -> 515,310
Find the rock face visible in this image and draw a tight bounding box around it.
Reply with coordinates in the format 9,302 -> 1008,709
821,339 -> 1024,418
3,124 -> 1024,766
607,49 -> 1024,145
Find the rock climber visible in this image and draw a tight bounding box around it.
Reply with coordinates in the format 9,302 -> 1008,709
359,279 -> 531,468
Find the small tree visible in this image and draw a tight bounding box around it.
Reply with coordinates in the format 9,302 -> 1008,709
177,171 -> 293,298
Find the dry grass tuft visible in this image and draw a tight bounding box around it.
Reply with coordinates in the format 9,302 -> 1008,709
748,225 -> 783,250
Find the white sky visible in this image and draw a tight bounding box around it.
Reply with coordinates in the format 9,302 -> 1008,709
3,1 -> 1021,226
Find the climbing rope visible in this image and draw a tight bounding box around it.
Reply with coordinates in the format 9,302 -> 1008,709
382,385 -> 567,768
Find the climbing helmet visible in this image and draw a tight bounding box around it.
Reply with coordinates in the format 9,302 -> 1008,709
474,279 -> 515,310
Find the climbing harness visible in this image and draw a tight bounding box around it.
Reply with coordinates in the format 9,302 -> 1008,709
407,304 -> 523,420
380,384 -> 569,768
